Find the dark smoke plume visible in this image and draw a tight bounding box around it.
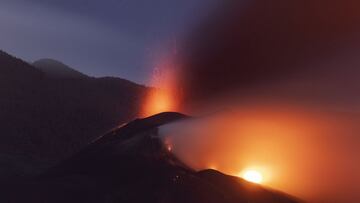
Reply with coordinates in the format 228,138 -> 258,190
179,0 -> 360,107
166,1 -> 360,202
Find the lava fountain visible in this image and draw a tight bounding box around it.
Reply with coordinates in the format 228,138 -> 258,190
141,55 -> 182,117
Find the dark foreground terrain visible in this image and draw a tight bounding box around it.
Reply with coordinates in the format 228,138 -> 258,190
1,112 -> 301,203
0,50 -> 146,180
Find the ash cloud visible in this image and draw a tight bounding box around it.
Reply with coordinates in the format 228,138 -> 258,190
178,0 -> 360,110
165,1 -> 360,202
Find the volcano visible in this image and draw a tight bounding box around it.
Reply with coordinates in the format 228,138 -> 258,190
33,58 -> 89,79
2,112 -> 301,203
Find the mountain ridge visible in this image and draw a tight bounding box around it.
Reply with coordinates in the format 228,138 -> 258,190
33,58 -> 89,79
0,50 -> 43,82
0,50 -> 147,180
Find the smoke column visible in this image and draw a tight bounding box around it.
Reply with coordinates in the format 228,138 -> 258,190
157,0 -> 360,202
178,0 -> 360,109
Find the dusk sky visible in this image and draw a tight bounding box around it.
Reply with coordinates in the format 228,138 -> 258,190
0,0 -> 218,84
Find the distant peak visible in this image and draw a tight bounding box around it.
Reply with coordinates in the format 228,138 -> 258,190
33,58 -> 88,79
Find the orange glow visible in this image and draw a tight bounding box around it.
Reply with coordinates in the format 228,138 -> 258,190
160,103 -> 360,202
164,137 -> 174,152
142,87 -> 177,117
242,169 -> 263,184
141,57 -> 181,117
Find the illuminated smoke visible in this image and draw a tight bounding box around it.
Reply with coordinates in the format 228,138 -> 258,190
159,105 -> 360,202
146,1 -> 360,202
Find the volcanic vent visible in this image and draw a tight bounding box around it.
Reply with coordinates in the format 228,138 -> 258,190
3,112 -> 301,203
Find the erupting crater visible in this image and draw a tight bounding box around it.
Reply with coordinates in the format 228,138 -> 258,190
242,169 -> 264,184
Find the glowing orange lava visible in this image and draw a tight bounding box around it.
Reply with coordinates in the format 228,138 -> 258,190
142,87 -> 178,117
241,169 -> 264,184
141,57 -> 181,117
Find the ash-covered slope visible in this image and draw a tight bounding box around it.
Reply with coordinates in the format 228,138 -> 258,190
2,112 -> 301,203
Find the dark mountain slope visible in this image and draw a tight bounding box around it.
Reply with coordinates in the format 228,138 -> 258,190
0,50 -> 43,81
0,50 -> 44,98
0,50 -> 147,179
33,58 -> 89,79
1,112 -> 301,203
